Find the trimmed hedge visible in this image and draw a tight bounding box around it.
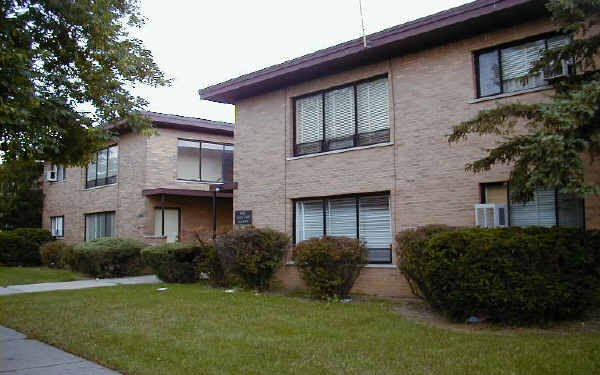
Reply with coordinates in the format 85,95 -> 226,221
216,227 -> 290,290
40,241 -> 74,269
11,228 -> 53,246
71,238 -> 147,277
293,236 -> 368,299
397,226 -> 600,325
0,232 -> 40,266
141,242 -> 215,283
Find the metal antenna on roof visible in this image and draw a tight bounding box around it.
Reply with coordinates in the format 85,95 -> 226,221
359,0 -> 368,48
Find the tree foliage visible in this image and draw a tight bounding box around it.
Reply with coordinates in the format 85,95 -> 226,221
0,159 -> 44,229
448,0 -> 600,202
0,0 -> 169,165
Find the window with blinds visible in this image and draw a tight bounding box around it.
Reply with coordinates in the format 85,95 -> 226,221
294,76 -> 390,156
476,34 -> 570,97
85,211 -> 115,241
295,194 -> 392,263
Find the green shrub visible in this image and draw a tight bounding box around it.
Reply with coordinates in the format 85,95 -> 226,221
396,224 -> 458,297
11,228 -> 53,246
71,238 -> 147,277
142,242 -> 215,283
40,241 -> 73,268
398,226 -> 600,325
196,243 -> 231,288
0,232 -> 40,266
293,236 -> 368,299
215,227 -> 290,290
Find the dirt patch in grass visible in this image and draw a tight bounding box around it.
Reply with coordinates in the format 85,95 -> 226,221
390,296 -> 600,335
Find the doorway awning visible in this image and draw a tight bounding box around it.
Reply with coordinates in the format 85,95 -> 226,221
142,188 -> 233,198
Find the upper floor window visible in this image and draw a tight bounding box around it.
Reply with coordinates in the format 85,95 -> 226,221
177,140 -> 234,183
46,164 -> 66,182
86,145 -> 118,189
294,76 -> 390,156
476,34 -> 570,98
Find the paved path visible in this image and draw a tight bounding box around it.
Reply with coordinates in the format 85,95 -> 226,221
1,325 -> 120,374
0,275 -> 161,296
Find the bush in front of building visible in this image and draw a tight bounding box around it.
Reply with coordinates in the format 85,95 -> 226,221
71,238 -> 147,277
141,241 -> 215,283
215,227 -> 290,291
396,224 -> 458,297
40,241 -> 74,269
293,237 -> 368,299
11,228 -> 53,246
0,232 -> 41,266
397,226 -> 600,325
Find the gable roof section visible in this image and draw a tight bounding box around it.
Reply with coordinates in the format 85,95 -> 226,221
198,0 -> 547,104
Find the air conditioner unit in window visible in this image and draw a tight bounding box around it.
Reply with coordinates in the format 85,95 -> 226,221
475,204 -> 508,228
46,166 -> 57,182
542,60 -> 570,81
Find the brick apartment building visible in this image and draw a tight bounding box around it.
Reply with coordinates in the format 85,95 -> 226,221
199,0 -> 600,297
42,112 -> 234,245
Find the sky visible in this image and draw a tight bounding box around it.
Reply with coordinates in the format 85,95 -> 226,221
131,0 -> 471,124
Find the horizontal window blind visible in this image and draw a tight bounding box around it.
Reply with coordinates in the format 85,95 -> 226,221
296,94 -> 324,155
85,212 -> 115,241
510,188 -> 556,227
295,200 -> 324,243
357,78 -> 389,134
326,197 -> 357,238
325,87 -> 355,150
359,196 -> 392,263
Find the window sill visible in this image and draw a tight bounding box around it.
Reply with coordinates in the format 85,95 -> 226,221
84,183 -> 117,191
287,142 -> 393,161
176,179 -> 229,184
144,235 -> 167,239
469,85 -> 553,104
48,180 -> 67,184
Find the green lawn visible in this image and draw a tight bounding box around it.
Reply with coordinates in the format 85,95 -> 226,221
1,284 -> 598,375
0,266 -> 88,286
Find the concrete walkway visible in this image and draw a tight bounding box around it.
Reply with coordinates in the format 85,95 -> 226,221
1,325 -> 120,374
0,275 -> 161,296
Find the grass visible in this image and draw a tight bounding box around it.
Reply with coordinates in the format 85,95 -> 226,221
0,266 -> 88,286
1,284 -> 598,375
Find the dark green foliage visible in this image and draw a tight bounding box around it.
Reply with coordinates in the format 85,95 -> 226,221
0,160 -> 44,229
448,0 -> 600,202
11,228 -> 53,246
0,232 -> 40,266
396,225 -> 459,297
195,244 -> 231,288
141,242 -> 215,283
215,227 -> 290,291
40,241 -> 73,269
398,226 -> 600,325
1,0 -> 169,164
71,238 -> 147,278
293,237 -> 368,299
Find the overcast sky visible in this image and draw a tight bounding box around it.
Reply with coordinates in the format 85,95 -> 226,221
131,0 -> 471,124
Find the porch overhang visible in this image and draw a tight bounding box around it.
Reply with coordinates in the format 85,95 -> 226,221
142,188 -> 233,199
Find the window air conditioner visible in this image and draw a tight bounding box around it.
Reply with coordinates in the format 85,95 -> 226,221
475,204 -> 508,228
542,59 -> 570,81
46,166 -> 57,182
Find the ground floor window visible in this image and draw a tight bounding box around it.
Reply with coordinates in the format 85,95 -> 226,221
482,183 -> 584,228
51,216 -> 64,237
295,193 -> 392,263
85,211 -> 115,241
154,208 -> 180,243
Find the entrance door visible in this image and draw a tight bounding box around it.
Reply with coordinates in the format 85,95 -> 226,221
154,208 -> 180,243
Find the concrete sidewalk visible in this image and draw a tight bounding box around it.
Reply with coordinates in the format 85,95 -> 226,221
0,275 -> 161,296
0,325 -> 120,374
